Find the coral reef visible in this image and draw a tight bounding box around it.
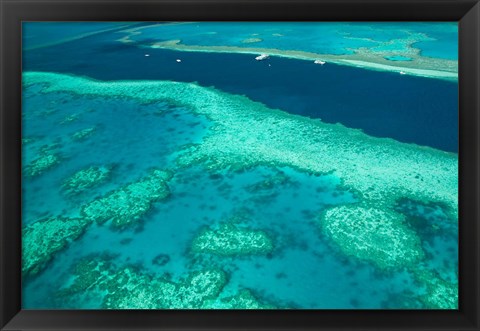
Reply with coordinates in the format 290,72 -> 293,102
23,168 -> 172,278
395,198 -> 456,237
60,113 -> 81,124
147,40 -> 457,81
80,169 -> 172,229
22,216 -> 91,277
116,22 -> 458,80
244,170 -> 292,193
71,127 -> 96,140
320,204 -> 424,270
62,166 -> 111,194
414,268 -> 458,309
23,73 -> 458,302
191,223 -> 274,256
62,257 -> 227,309
396,198 -> 455,222
202,289 -> 276,309
241,38 -> 263,44
24,150 -> 60,177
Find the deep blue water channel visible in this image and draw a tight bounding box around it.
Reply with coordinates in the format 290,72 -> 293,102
22,30 -> 458,152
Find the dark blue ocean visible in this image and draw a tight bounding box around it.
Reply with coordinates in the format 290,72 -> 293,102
23,27 -> 458,153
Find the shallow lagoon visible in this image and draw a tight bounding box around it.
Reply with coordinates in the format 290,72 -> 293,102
21,23 -> 458,309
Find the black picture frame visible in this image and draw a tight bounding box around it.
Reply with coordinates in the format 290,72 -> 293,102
1,0 -> 479,330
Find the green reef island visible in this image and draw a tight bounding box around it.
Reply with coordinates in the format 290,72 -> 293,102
21,22 -> 458,310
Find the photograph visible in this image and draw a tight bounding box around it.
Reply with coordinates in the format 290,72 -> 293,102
21,21 -> 458,310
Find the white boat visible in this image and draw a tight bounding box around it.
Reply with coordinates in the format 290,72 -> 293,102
176,59 -> 182,63
314,60 -> 326,65
255,54 -> 269,61
399,71 -> 406,75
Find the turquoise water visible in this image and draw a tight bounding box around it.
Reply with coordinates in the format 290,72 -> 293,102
22,86 -> 207,225
21,22 -> 458,309
21,88 -> 428,308
127,22 -> 379,55
118,22 -> 457,60
414,38 -> 458,59
22,22 -> 138,50
411,23 -> 458,59
21,22 -> 459,65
